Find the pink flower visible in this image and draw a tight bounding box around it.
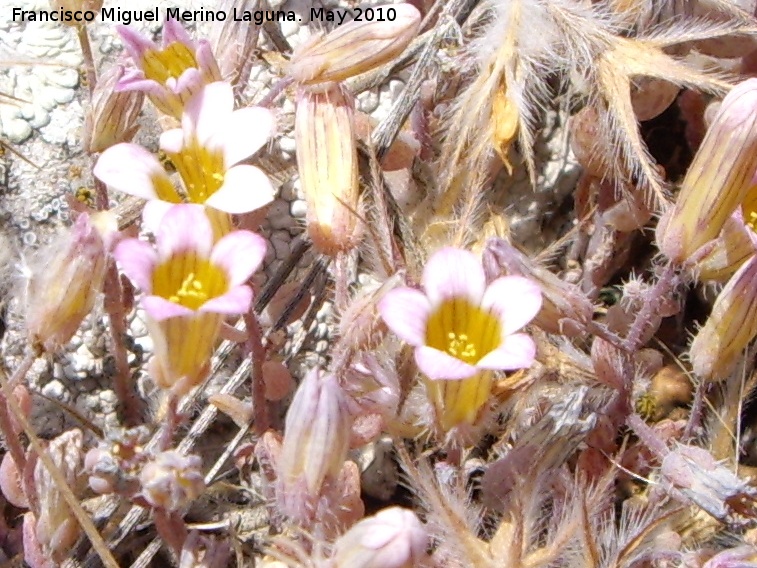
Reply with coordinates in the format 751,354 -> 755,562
114,204 -> 266,394
94,81 -> 275,218
116,19 -> 221,118
379,247 -> 542,381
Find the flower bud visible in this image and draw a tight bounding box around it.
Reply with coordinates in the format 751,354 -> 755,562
34,430 -> 85,563
25,213 -> 107,352
208,0 -> 261,94
277,368 -> 351,523
690,254 -> 757,381
659,79 -> 757,264
332,507 -> 429,568
140,450 -> 205,512
289,4 -> 421,85
695,211 -> 757,281
295,83 -> 361,255
84,63 -> 144,153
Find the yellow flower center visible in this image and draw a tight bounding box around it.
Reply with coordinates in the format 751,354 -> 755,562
167,139 -> 226,204
425,298 -> 501,365
742,184 -> 757,233
152,253 -> 229,310
141,42 -> 198,84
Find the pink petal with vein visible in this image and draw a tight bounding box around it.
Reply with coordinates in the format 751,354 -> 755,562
476,334 -> 536,371
94,143 -> 166,201
415,346 -> 478,380
184,81 -> 233,144
113,239 -> 158,293
211,230 -> 267,286
156,204 -> 213,260
481,276 -> 542,335
200,286 -> 253,315
141,295 -> 194,321
218,107 -> 275,167
378,287 -> 430,346
422,247 -> 486,307
204,165 -> 275,214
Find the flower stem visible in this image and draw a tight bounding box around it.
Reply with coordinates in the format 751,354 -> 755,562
103,261 -> 142,426
256,76 -> 294,108
0,352 -> 36,473
622,262 -> 677,352
245,311 -> 269,436
76,24 -> 97,97
626,413 -> 668,461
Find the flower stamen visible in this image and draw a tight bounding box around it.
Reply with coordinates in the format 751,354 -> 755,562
153,255 -> 228,310
742,185 -> 757,233
426,299 -> 501,366
141,43 -> 198,84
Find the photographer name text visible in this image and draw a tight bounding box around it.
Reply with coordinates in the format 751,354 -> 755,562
9,6 -> 387,26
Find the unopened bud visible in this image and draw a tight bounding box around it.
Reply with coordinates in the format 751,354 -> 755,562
695,211 -> 757,281
295,83 -> 361,255
34,430 -> 85,563
277,368 -> 351,522
140,450 -> 205,512
25,213 -> 107,352
208,0 -> 261,94
289,4 -> 421,85
659,79 -> 757,264
690,254 -> 757,381
332,507 -> 429,568
84,64 -> 144,153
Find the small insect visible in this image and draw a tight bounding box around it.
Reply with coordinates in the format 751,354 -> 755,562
74,186 -> 96,208
78,66 -> 89,89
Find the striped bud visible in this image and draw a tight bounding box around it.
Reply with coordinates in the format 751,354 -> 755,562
658,79 -> 757,264
277,368 -> 351,523
690,254 -> 757,381
295,83 -> 361,255
289,4 -> 421,85
84,63 -> 144,153
25,213 -> 107,352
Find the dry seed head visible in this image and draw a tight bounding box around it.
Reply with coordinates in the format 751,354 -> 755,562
295,83 -> 362,255
140,450 -> 205,512
289,3 -> 421,86
84,63 -> 144,154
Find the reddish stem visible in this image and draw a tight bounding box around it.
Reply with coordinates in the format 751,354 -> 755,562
103,261 -> 142,426
244,312 -> 269,436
